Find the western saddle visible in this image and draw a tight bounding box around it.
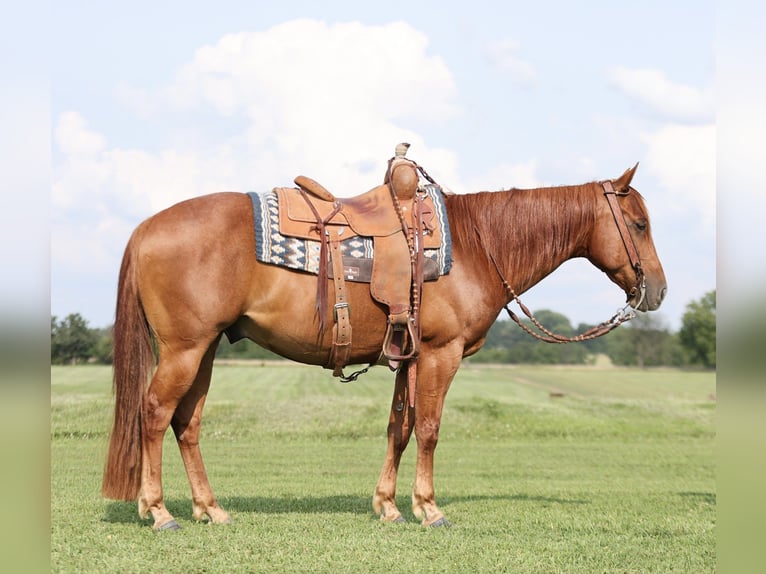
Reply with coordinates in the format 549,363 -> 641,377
274,143 -> 444,392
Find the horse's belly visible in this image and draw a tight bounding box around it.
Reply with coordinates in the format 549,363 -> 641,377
232,268 -> 389,366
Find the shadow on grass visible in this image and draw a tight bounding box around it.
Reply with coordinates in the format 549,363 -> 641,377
103,492 -> 590,524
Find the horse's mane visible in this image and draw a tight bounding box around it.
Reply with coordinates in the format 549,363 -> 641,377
444,183 -> 599,285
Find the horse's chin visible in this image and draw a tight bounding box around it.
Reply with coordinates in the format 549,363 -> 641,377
628,297 -> 649,312
630,299 -> 651,312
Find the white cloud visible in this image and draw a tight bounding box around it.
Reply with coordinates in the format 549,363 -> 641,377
110,19 -> 461,194
485,39 -> 537,87
114,82 -> 155,118
51,215 -> 132,272
53,20 -> 464,292
55,110 -> 107,157
123,19 -> 458,124
609,66 -> 714,124
603,67 -> 715,240
641,123 -> 716,232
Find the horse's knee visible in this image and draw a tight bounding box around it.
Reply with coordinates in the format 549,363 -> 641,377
415,418 -> 440,449
388,420 -> 413,449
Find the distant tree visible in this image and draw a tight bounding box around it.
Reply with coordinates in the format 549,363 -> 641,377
51,313 -> 98,364
605,312 -> 685,367
50,316 -> 285,365
91,326 -> 114,364
577,322 -> 609,357
473,309 -> 589,364
51,294 -> 716,368
678,290 -> 716,368
630,312 -> 665,368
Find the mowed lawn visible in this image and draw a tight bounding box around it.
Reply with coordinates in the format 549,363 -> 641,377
51,362 -> 715,573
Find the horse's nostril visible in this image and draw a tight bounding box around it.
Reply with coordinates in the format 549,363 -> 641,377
660,287 -> 667,302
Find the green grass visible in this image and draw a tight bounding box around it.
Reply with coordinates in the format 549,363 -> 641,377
51,363 -> 715,573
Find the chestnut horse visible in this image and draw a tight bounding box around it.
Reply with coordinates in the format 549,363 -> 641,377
102,164 -> 666,530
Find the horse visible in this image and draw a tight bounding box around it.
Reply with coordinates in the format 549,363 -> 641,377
102,162 -> 666,530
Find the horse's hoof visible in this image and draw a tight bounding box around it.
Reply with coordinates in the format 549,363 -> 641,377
156,519 -> 181,531
393,515 -> 407,524
429,517 -> 452,528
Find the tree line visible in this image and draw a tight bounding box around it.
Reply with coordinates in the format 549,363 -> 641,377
51,290 -> 716,369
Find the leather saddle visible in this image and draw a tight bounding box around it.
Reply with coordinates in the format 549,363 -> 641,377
273,144 -> 443,377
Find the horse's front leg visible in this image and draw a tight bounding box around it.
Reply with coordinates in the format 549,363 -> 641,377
411,345 -> 461,527
372,368 -> 414,522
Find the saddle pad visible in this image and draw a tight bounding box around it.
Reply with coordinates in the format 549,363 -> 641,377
248,184 -> 452,279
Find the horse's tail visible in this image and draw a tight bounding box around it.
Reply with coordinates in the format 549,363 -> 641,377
102,229 -> 155,500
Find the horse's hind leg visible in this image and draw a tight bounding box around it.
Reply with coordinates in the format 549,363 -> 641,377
372,368 -> 414,522
170,335 -> 232,524
138,342 -> 213,530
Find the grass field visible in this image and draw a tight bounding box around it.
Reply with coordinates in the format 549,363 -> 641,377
51,362 -> 715,573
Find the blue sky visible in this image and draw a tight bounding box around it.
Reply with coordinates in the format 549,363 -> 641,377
47,0 -> 719,331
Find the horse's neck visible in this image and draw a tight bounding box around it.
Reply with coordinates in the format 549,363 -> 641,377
473,184 -> 594,297
512,184 -> 593,293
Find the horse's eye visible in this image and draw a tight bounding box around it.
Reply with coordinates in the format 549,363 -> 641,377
635,220 -> 648,232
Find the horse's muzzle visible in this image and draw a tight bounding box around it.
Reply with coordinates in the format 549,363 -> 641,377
631,284 -> 666,312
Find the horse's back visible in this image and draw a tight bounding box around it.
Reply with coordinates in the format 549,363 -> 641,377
139,192 -> 252,239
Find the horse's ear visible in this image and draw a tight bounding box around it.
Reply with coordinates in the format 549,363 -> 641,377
613,162 -> 639,192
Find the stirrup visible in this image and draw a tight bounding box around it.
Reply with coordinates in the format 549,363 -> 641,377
382,315 -> 419,362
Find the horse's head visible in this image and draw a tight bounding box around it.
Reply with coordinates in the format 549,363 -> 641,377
587,164 -> 667,311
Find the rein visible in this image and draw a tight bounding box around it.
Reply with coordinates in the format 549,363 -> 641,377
476,180 -> 645,344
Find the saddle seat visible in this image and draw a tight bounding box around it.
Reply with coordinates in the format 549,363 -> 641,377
278,176 -> 439,243
277,181 -> 402,239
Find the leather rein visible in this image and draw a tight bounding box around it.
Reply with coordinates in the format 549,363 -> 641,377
479,180 -> 646,344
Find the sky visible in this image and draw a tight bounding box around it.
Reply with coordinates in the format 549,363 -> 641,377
44,0 -> 721,332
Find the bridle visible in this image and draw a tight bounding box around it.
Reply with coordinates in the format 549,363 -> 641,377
602,180 -> 646,310
479,179 -> 647,344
